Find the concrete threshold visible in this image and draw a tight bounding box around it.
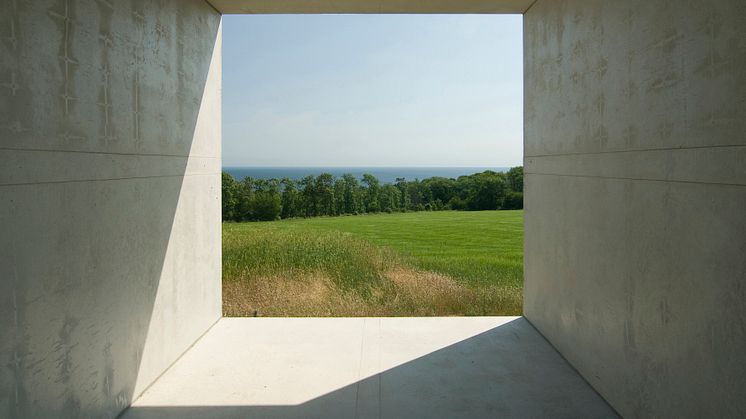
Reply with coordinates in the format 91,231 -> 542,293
122,317 -> 617,419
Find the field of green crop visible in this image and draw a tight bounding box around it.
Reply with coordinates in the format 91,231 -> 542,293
223,210 -> 523,316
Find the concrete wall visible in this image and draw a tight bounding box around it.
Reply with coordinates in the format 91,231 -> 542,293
0,1 -> 222,417
524,1 -> 746,417
207,0 -> 534,14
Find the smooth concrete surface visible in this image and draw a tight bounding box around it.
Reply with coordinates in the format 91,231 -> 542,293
207,0 -> 535,15
0,1 -> 222,418
122,317 -> 617,419
524,1 -> 746,418
3,1 -> 745,418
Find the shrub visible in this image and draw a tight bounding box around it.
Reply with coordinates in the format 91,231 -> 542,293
448,196 -> 467,211
502,191 -> 523,210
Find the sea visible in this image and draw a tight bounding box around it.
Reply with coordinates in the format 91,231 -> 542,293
223,167 -> 511,184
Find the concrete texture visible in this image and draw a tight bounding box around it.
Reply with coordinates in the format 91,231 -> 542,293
0,1 -> 222,418
207,0 -> 535,15
3,0 -> 745,418
122,317 -> 617,419
524,1 -> 746,418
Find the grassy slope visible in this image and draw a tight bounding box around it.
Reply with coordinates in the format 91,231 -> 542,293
289,211 -> 524,287
223,210 -> 523,316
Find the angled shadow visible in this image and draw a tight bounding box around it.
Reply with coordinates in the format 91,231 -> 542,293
0,1 -> 221,418
122,318 -> 618,419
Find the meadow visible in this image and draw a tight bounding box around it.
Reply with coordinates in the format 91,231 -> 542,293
222,210 -> 523,316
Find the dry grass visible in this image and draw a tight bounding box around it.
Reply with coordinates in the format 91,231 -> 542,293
383,268 -> 521,316
223,273 -> 377,317
223,266 -> 521,317
222,213 -> 523,317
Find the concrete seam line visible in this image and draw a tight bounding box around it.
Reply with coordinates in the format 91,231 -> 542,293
524,172 -> 746,188
0,173 -> 219,188
0,146 -> 220,159
524,143 -> 746,158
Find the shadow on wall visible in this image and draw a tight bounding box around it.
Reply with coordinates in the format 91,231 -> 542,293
0,1 -> 220,418
122,318 -> 619,419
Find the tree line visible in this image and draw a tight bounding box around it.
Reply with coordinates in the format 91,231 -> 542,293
222,167 -> 523,222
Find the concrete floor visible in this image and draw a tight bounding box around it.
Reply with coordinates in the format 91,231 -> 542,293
122,317 -> 617,419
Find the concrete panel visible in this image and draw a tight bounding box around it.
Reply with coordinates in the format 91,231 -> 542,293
524,1 -> 746,417
524,0 -> 746,157
122,317 -> 616,419
207,0 -> 535,15
0,1 -> 221,418
0,0 -> 221,158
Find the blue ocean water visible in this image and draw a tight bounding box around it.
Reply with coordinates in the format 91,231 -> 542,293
223,167 -> 511,184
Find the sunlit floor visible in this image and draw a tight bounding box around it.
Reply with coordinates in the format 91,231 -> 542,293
122,317 -> 617,419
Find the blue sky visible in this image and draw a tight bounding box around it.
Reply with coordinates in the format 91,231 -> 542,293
222,14 -> 523,167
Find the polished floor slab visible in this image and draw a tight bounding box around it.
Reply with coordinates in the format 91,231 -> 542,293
122,317 -> 617,419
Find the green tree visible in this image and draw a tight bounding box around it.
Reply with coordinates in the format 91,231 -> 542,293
379,184 -> 401,213
252,191 -> 281,221
280,178 -> 298,219
502,191 -> 523,210
465,172 -> 507,210
423,177 -> 455,205
221,168 -> 522,222
315,173 -> 335,216
448,196 -> 467,210
395,178 -> 411,211
235,177 -> 256,221
299,175 -> 317,217
342,174 -> 362,214
406,180 -> 427,211
333,179 -> 346,215
506,166 -> 523,193
221,172 -> 239,221
362,173 -> 381,213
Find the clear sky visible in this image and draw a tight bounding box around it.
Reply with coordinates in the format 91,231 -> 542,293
222,14 -> 523,167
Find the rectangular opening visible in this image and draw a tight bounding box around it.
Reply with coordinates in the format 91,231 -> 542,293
220,14 -> 524,317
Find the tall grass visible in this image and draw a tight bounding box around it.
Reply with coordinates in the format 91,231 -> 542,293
223,229 -> 397,296
222,211 -> 523,316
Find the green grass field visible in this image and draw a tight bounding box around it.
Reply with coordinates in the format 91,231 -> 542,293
223,210 -> 523,316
